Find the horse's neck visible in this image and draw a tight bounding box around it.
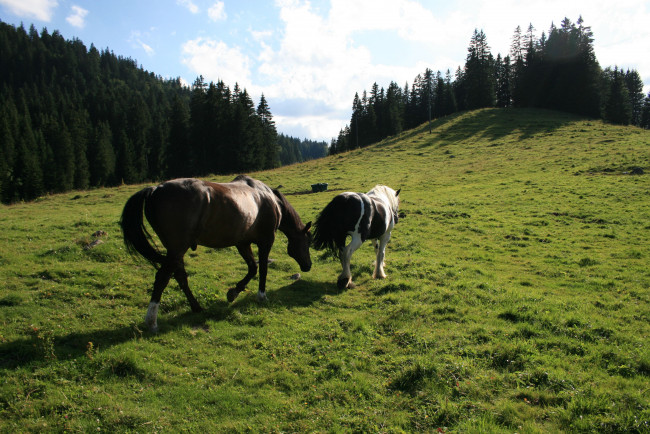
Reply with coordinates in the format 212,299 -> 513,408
276,197 -> 299,236
370,193 -> 398,223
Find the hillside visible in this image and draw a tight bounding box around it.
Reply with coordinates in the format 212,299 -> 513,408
1,108 -> 648,432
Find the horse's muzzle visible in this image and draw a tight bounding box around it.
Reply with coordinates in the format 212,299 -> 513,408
301,263 -> 312,272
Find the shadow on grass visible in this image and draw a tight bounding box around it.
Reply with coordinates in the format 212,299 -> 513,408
0,278 -> 339,371
419,108 -> 583,147
373,108 -> 584,151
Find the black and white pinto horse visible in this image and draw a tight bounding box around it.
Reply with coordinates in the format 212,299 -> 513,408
312,185 -> 400,289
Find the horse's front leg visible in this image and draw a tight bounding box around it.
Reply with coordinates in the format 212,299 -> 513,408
256,241 -> 274,302
227,243 -> 258,303
373,232 -> 391,279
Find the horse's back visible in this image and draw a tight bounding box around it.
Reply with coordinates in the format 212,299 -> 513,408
143,177 -> 281,251
144,178 -> 211,253
314,190 -> 396,251
198,178 -> 281,247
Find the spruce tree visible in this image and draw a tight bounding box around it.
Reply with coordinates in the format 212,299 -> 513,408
464,29 -> 496,109
88,121 -> 115,186
257,94 -> 279,170
624,69 -> 645,126
641,92 -> 650,129
603,67 -> 632,125
166,95 -> 191,178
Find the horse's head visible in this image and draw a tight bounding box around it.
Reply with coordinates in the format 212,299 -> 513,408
287,221 -> 312,272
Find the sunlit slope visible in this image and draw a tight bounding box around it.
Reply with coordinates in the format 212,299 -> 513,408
1,108 -> 648,432
271,106 -> 650,295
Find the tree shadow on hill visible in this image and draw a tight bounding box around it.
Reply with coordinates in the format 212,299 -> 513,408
417,108 -> 584,148
373,108 -> 583,151
0,278 -> 339,371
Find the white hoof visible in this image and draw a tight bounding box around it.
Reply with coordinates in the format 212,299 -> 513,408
145,302 -> 160,332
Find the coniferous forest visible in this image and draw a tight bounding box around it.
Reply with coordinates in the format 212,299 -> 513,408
0,21 -> 327,203
331,17 -> 650,153
1,17 -> 649,202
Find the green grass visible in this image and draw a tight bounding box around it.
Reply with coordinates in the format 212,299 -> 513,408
1,108 -> 649,432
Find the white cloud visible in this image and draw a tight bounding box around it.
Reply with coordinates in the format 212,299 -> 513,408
181,38 -> 251,88
208,1 -> 226,21
248,0 -> 448,139
177,0 -> 198,14
129,31 -> 155,56
139,40 -> 155,56
274,114 -> 344,142
66,5 -> 88,28
0,0 -> 58,21
178,0 -> 650,139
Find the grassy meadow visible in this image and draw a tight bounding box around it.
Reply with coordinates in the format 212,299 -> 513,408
0,108 -> 649,432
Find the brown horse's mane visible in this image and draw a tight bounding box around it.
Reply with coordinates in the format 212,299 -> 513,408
232,174 -> 304,235
272,188 -> 304,234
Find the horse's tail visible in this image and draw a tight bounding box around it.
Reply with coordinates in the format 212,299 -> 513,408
312,195 -> 347,257
120,187 -> 166,269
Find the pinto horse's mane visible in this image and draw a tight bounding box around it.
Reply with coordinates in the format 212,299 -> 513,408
368,184 -> 399,213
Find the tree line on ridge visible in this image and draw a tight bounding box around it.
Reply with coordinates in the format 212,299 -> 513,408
331,17 -> 649,154
0,21 -> 327,203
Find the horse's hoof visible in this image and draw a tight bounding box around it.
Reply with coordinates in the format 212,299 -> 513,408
257,291 -> 268,302
347,281 -> 356,289
227,288 -> 239,303
337,277 -> 350,289
191,305 -> 203,313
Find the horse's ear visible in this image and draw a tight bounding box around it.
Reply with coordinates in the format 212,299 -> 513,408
304,221 -> 312,232
395,188 -> 401,197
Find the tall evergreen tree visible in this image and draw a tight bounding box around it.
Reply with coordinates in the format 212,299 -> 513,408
189,75 -> 208,175
166,95 -> 191,178
257,94 -> 279,170
603,67 -> 632,125
641,91 -> 650,129
464,29 -> 496,109
624,69 -> 645,126
88,121 -> 115,187
496,54 -> 512,107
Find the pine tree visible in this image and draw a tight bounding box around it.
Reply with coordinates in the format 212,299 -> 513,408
496,54 -> 512,107
0,96 -> 18,203
641,92 -> 650,129
14,105 -> 43,200
113,129 -> 136,184
349,93 -> 362,150
88,121 -> 115,186
464,29 -> 496,109
231,89 -> 262,171
69,112 -> 90,190
603,67 -> 632,125
510,26 -> 526,107
257,94 -> 279,170
624,69 -> 645,126
166,95 -> 191,178
189,76 -> 208,175
385,81 -> 403,136
204,80 -> 231,174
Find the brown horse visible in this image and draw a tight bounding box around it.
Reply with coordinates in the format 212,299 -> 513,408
120,175 -> 312,331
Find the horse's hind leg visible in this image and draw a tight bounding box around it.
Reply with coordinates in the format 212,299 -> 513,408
146,263 -> 174,332
227,243 -> 258,302
338,234 -> 363,289
173,261 -> 203,313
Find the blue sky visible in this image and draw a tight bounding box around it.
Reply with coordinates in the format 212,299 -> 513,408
1,0 -> 649,141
